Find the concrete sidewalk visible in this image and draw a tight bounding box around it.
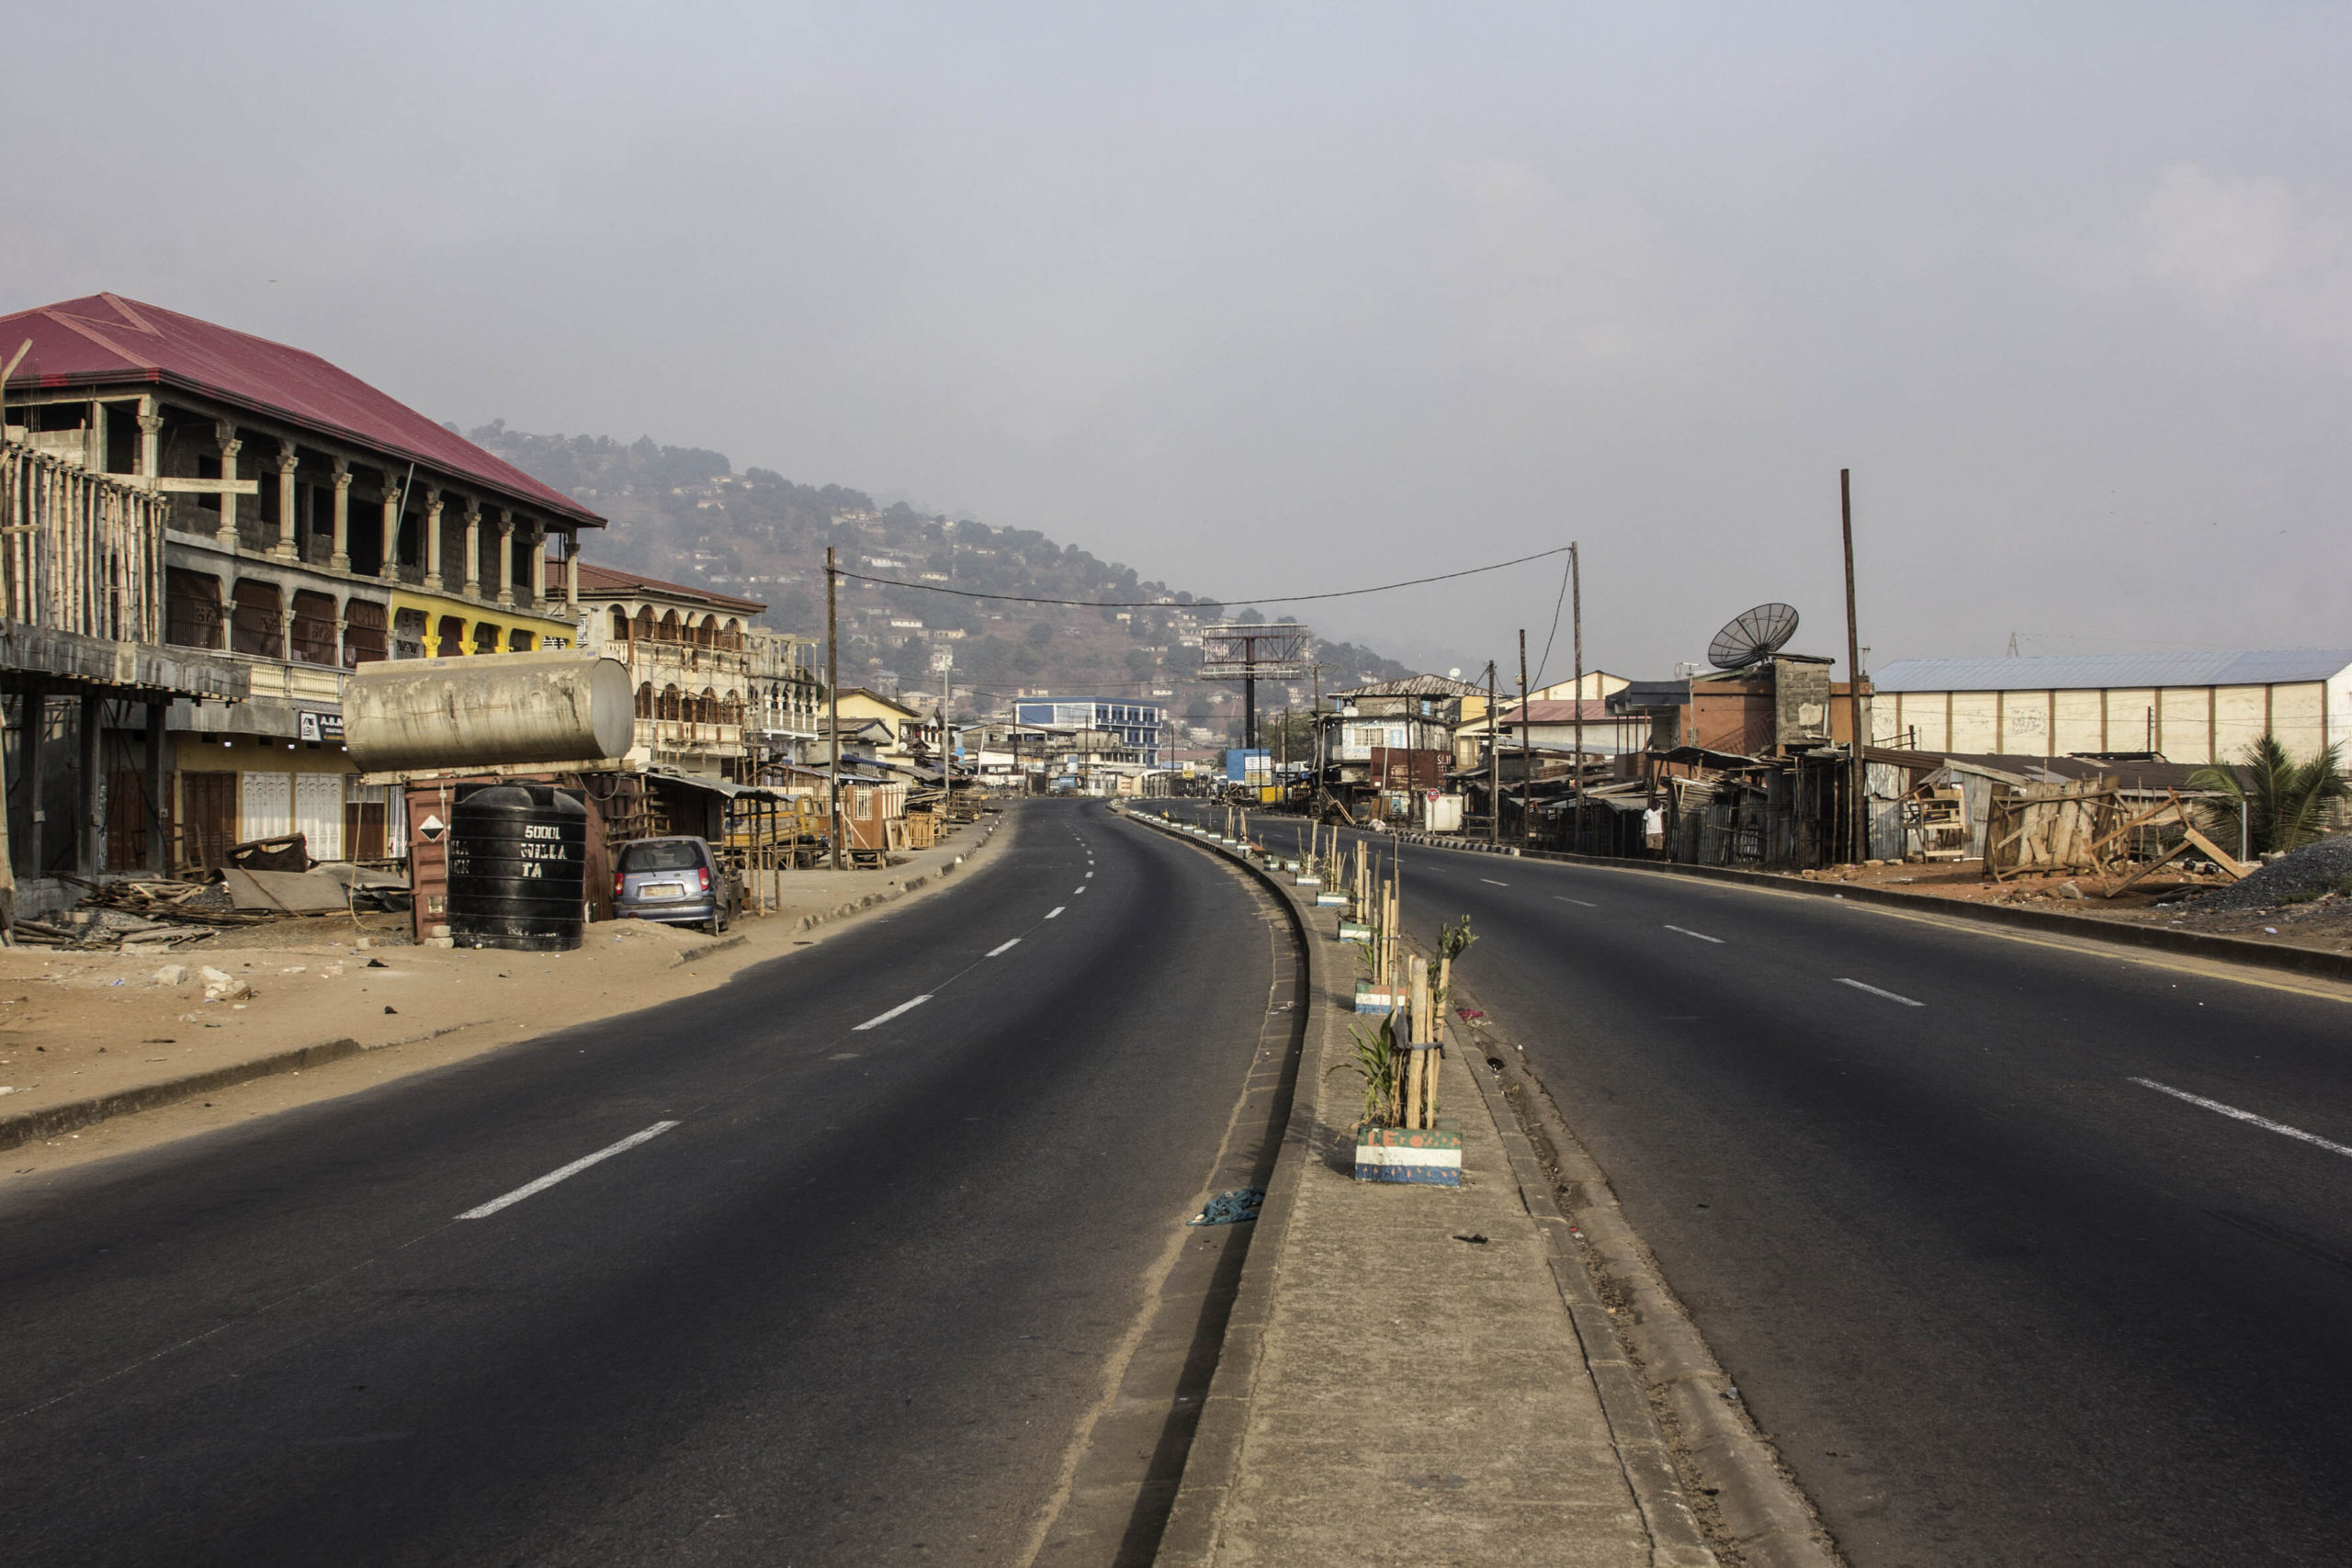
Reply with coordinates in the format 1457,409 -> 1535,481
1136,815 -> 1713,1568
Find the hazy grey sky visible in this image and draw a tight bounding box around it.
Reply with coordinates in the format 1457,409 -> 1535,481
9,3 -> 2348,682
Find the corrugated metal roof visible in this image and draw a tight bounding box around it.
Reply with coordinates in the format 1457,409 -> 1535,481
574,562 -> 766,614
1330,674 -> 1487,699
0,292 -> 601,526
1873,649 -> 2352,694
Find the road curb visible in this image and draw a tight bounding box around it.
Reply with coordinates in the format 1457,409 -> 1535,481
0,1019 -> 489,1154
1453,1015 -> 1724,1566
789,818 -> 999,935
1463,1020 -> 1840,1567
1115,808 -> 1320,1568
1392,832 -> 2352,984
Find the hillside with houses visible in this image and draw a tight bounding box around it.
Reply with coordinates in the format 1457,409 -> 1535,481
464,422 -> 1414,744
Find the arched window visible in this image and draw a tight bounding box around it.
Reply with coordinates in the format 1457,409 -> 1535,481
658,610 -> 683,643
659,683 -> 682,720
435,615 -> 468,658
290,591 -> 339,666
611,607 -> 629,642
723,617 -> 743,651
231,580 -> 284,657
343,600 -> 389,667
636,682 -> 654,718
634,605 -> 656,642
474,621 -> 503,656
697,687 -> 719,724
165,570 -> 225,649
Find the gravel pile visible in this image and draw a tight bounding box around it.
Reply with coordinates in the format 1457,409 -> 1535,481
2192,834 -> 2352,911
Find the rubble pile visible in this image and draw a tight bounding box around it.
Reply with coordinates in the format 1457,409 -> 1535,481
2192,835 -> 2352,912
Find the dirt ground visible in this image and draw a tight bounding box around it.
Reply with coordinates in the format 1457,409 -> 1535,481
1777,858 -> 2352,955
1,810 -> 1012,1179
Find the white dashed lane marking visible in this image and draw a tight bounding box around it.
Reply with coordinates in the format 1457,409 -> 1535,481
2132,1077 -> 2352,1159
854,995 -> 933,1032
458,1122 -> 680,1221
986,938 -> 1022,957
1665,925 -> 1724,944
1836,977 -> 1924,1007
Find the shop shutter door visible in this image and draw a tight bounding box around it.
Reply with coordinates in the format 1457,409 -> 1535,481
295,773 -> 344,861
239,771 -> 293,841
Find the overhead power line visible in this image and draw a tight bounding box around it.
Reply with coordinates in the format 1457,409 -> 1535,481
835,545 -> 1575,609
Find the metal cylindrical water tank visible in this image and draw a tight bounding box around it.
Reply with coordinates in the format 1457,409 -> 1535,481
344,652 -> 634,775
446,784 -> 590,952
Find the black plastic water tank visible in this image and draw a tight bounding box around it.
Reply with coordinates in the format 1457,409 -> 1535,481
446,784 -> 589,952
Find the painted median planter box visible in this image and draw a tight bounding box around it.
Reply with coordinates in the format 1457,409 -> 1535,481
1339,918 -> 1373,943
1353,981 -> 1400,1013
1353,1121 -> 1464,1185
1316,890 -> 1348,907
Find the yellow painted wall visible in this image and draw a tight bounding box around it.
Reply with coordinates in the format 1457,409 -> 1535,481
1998,690 -> 2050,754
1950,692 -> 1997,752
2107,690 -> 2156,752
2052,689 -> 2103,755
2272,682 -> 2327,762
2158,687 -> 2210,763
2213,685 -> 2269,763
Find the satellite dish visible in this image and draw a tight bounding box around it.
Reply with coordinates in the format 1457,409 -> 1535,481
1707,603 -> 1800,670
1448,667 -> 1462,679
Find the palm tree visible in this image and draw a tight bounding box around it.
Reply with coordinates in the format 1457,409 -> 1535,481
2189,736 -> 2348,857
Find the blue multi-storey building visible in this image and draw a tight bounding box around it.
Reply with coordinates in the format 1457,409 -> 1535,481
1012,697 -> 1168,767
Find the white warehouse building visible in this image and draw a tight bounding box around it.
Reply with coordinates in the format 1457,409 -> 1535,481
1869,649 -> 2352,765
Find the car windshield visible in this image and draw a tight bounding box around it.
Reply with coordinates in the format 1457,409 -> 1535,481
623,841 -> 702,873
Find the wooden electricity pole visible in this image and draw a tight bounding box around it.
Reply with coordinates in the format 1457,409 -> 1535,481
1486,660 -> 1499,847
1840,468 -> 1866,865
1571,541 -> 1584,856
826,546 -> 842,871
1517,629 -> 1532,842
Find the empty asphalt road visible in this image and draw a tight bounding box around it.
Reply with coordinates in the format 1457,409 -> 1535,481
1166,802 -> 2352,1567
0,801 -> 1295,1568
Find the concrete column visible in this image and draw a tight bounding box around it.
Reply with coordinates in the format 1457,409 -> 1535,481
423,487 -> 445,590
215,424 -> 242,547
85,400 -> 107,471
277,605 -> 296,663
137,397 -> 162,479
330,458 -> 352,570
463,505 -> 482,597
76,691 -> 102,877
145,699 -> 168,874
523,523 -> 545,609
379,477 -> 402,580
495,515 -> 515,606
564,533 -> 581,607
274,441 -> 300,558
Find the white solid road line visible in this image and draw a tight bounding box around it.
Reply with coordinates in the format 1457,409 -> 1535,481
1665,925 -> 1724,944
2131,1077 -> 2352,1159
1046,906 -> 1065,919
1555,896 -> 1598,907
458,1121 -> 680,1220
1480,877 -> 1510,886
1836,977 -> 1925,1007
987,938 -> 1022,957
854,995 -> 933,1031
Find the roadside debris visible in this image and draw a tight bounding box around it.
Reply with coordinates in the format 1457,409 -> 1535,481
1187,1188 -> 1265,1225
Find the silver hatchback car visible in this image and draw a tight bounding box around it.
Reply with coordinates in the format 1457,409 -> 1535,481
612,836 -> 741,933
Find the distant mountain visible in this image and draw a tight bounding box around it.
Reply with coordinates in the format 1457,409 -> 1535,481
466,422 -> 1417,742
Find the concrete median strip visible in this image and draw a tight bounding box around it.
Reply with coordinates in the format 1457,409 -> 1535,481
1126,806 -> 1718,1568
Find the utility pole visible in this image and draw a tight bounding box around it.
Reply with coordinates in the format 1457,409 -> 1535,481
1571,541 -> 1584,856
1486,660 -> 1499,847
940,652 -> 952,829
1840,468 -> 1865,866
826,546 -> 842,871
1517,629 -> 1532,843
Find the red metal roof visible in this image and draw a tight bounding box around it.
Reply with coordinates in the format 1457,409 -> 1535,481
573,561 -> 766,615
0,293 -> 601,527
1497,699 -> 1617,725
